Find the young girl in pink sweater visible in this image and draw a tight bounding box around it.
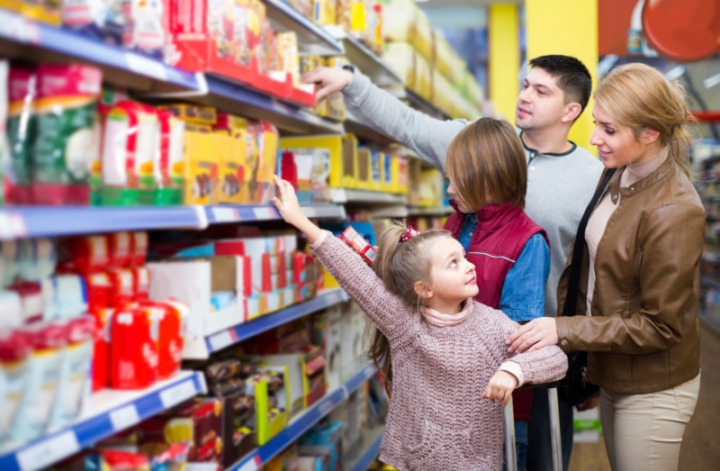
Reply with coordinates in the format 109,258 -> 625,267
272,175 -> 567,470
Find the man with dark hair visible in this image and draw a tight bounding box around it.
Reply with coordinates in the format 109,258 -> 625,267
303,55 -> 602,471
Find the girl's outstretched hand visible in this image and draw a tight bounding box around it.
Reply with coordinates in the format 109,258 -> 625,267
481,370 -> 518,407
271,175 -> 321,244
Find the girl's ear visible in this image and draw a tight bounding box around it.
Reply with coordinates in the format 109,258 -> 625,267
414,281 -> 433,299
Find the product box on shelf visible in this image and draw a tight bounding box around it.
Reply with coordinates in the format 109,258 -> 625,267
147,256 -> 250,340
166,0 -> 315,107
298,420 -> 343,471
246,366 -> 291,446
280,134 -> 358,189
340,300 -> 366,382
311,305 -> 342,392
141,398 -> 225,463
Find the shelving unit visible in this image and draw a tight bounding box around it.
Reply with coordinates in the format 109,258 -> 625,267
202,288 -> 351,357
0,371 -> 207,471
263,0 -> 344,57
345,425 -> 385,471
330,189 -> 407,205
0,204 -> 346,241
226,364 -> 378,471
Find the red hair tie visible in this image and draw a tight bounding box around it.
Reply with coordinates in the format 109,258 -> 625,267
400,225 -> 418,243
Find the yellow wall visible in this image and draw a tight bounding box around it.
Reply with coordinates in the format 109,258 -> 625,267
488,4 -> 520,122
525,0 -> 598,151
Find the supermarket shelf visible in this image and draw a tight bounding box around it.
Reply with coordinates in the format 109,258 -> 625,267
330,189 -> 407,205
0,371 -> 207,471
0,204 -> 347,241
263,0 -> 344,56
205,204 -> 346,225
369,204 -> 409,219
408,205 -> 453,217
345,426 -> 385,471
401,88 -> 451,120
199,75 -> 345,135
206,288 -> 351,354
0,9 -> 199,94
344,111 -> 396,146
0,206 -> 205,240
324,25 -> 403,87
228,364 -> 378,471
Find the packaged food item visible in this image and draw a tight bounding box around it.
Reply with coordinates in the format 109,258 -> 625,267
11,321 -> 67,442
57,235 -> 110,275
108,268 -> 136,306
133,266 -> 150,302
213,113 -> 249,204
0,328 -> 31,451
110,308 -> 158,389
52,274 -> 89,319
123,0 -> 165,60
49,316 -> 95,432
108,232 -> 132,269
0,61 -> 6,207
155,109 -> 185,206
32,64 -> 102,205
8,281 -> 45,323
130,231 -> 149,267
101,101 -> 160,206
22,0 -> 62,25
5,66 -> 37,205
61,0 -> 126,45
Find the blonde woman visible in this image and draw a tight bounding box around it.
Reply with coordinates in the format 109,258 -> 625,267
507,63 -> 704,471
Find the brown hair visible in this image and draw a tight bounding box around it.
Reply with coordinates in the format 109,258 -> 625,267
445,117 -> 527,211
529,55 -> 593,117
594,63 -> 693,177
368,221 -> 452,394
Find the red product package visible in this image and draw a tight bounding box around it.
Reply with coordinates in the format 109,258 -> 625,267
143,299 -> 188,381
132,266 -> 150,302
130,232 -> 149,267
109,308 -> 158,389
57,235 -> 110,276
90,307 -> 113,392
108,232 -> 132,269
108,268 -> 136,307
85,272 -> 113,311
339,226 -> 376,266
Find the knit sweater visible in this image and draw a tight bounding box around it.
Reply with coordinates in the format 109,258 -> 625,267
311,231 -> 568,470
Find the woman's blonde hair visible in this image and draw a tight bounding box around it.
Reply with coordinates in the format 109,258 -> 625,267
445,117 -> 527,211
594,63 -> 693,176
368,221 -> 452,394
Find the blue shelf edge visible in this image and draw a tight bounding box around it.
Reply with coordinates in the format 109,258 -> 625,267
229,364 -> 377,471
0,9 -> 199,91
0,204 -> 348,240
352,429 -> 384,471
206,289 -> 351,353
0,371 -> 207,471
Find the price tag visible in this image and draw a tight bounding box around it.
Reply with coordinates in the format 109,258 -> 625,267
159,379 -> 197,409
17,431 -> 80,471
252,207 -> 277,220
211,207 -> 239,222
237,453 -> 261,471
208,330 -> 234,352
319,398 -> 335,415
126,53 -> 168,82
110,404 -> 140,431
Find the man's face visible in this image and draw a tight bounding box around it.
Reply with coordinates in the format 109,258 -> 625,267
515,68 -> 570,132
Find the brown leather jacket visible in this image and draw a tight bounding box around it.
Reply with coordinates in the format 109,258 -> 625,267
556,156 -> 705,394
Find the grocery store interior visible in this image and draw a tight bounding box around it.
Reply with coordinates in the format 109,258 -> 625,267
1,0 -> 719,470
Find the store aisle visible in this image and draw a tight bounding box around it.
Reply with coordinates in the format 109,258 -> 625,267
569,324 -> 720,470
